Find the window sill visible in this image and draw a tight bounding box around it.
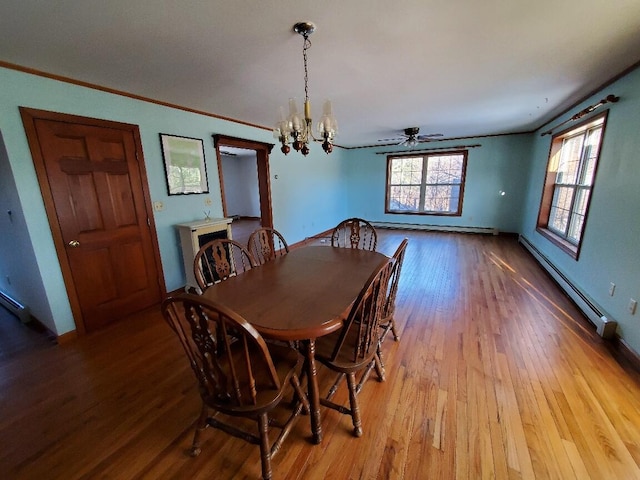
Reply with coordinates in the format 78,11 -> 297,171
536,227 -> 579,260
385,209 -> 461,217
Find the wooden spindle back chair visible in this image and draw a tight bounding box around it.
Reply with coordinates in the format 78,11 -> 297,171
314,258 -> 392,437
161,294 -> 308,480
355,238 -> 409,394
380,238 -> 408,343
193,238 -> 255,292
247,227 -> 290,266
330,217 -> 378,251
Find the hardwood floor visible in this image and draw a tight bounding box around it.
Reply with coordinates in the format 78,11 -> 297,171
2,229 -> 640,479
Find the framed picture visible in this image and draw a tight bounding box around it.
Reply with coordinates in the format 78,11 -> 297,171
160,133 -> 209,195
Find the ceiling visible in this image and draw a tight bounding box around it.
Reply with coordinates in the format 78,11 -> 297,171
1,1 -> 640,148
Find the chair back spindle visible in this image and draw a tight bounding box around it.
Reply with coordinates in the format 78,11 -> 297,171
247,227 -> 290,265
193,239 -> 255,291
331,218 -> 378,251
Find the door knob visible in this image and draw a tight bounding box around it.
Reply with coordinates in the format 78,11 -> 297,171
68,240 -> 80,247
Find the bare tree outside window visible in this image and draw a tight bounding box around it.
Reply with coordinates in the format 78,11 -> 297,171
386,151 -> 467,215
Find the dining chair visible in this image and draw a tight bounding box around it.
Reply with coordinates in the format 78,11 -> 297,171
247,227 -> 290,266
193,238 -> 256,292
380,238 -> 408,343
355,238 -> 409,394
314,258 -> 392,437
161,293 -> 309,480
330,217 -> 378,251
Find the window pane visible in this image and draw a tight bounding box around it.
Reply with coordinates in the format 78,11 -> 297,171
556,135 -> 584,185
389,185 -> 420,211
549,186 -> 574,234
580,127 -> 602,186
423,185 -> 459,213
390,157 -> 422,184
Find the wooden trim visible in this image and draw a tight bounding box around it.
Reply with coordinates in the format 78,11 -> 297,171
536,59 -> 640,133
56,330 -> 78,345
384,149 -> 468,216
608,335 -> 640,376
1,60 -> 270,132
213,135 -> 275,230
18,107 -> 166,335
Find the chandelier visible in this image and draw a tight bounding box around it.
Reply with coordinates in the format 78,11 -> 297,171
273,22 -> 338,156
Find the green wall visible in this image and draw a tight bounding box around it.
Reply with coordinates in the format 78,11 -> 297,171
344,134 -> 533,233
520,66 -> 640,354
0,66 -> 348,335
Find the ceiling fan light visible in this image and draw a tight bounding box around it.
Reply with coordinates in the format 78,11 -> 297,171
402,136 -> 418,148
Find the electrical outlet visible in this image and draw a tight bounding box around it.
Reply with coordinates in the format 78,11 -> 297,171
609,282 -> 616,296
629,298 -> 637,315
153,201 -> 164,212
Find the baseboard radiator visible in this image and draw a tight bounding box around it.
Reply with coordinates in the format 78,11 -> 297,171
518,235 -> 616,338
373,221 -> 499,235
0,290 -> 31,324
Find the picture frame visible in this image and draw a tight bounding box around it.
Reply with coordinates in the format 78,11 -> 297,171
160,133 -> 209,195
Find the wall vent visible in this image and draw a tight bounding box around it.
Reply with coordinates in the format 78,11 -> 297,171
0,290 -> 31,324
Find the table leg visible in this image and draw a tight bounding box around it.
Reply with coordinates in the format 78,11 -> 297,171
302,339 -> 322,444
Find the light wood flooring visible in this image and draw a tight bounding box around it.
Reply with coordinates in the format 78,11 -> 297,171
1,229 -> 640,479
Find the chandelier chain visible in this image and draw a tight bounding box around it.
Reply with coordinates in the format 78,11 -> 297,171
303,37 -> 311,104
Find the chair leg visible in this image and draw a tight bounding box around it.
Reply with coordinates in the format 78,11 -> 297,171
189,402 -> 209,457
374,349 -> 386,382
346,373 -> 363,437
389,317 -> 400,341
258,413 -> 273,480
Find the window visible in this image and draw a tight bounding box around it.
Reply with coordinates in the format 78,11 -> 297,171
537,112 -> 607,258
386,151 -> 467,215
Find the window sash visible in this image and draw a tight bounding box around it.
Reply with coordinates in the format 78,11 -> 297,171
387,153 -> 465,214
537,112 -> 606,258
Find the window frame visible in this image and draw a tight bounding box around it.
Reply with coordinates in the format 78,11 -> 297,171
536,111 -> 608,259
385,150 -> 468,216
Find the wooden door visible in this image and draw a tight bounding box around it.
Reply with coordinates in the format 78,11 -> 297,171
20,108 -> 164,334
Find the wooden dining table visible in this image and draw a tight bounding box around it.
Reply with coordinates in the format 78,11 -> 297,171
201,245 -> 389,443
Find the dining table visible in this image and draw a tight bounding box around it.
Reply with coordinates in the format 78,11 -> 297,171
201,245 -> 389,444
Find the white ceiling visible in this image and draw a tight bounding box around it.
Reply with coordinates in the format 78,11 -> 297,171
1,1 -> 640,148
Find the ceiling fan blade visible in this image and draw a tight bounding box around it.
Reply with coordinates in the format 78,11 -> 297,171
415,134 -> 444,143
377,136 -> 405,142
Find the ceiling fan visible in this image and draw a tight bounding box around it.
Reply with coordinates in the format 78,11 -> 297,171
377,127 -> 443,147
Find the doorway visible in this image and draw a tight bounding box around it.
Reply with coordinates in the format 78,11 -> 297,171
20,108 -> 165,334
213,135 -> 274,245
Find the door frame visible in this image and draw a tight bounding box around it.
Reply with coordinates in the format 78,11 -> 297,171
20,107 -> 166,335
213,134 -> 275,229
